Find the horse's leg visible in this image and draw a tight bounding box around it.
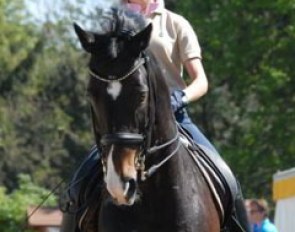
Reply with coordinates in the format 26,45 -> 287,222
60,213 -> 80,232
98,199 -> 137,232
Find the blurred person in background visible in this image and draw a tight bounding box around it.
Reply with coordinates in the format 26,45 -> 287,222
248,199 -> 278,232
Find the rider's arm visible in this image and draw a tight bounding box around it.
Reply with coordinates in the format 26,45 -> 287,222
183,58 -> 208,103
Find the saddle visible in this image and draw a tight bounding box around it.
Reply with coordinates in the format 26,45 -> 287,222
178,125 -> 247,231
60,146 -> 104,231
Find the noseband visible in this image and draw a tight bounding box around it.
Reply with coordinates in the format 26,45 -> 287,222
100,133 -> 144,146
89,54 -> 180,181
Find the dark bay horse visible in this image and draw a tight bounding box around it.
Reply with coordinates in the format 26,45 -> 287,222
62,7 -> 249,232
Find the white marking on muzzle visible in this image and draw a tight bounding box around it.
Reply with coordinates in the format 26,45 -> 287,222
107,81 -> 122,100
105,145 -> 126,204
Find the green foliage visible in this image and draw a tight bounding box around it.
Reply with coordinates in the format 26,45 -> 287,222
0,0 -> 37,73
0,174 -> 57,232
0,0 -> 92,190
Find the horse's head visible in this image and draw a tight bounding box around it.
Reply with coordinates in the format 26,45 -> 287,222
74,8 -> 156,205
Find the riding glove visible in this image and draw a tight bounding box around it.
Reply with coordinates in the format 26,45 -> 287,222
170,89 -> 189,113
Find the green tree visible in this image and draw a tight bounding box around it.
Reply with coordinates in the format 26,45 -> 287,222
0,0 -> 92,190
0,0 -> 41,188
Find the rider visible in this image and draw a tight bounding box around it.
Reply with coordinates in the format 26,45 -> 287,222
125,0 -> 218,154
61,0 -> 249,231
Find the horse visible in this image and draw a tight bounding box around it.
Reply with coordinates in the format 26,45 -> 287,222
61,7 -> 250,232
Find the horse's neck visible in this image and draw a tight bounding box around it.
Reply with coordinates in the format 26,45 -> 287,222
141,146 -> 206,216
148,51 -> 177,142
151,145 -> 202,192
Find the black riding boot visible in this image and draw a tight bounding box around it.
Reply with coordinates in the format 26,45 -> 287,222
60,213 -> 78,232
225,182 -> 251,232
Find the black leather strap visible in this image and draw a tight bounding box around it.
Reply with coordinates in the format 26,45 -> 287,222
100,133 -> 144,146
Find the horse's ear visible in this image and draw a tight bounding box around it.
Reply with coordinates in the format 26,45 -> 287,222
73,23 -> 95,53
130,23 -> 152,54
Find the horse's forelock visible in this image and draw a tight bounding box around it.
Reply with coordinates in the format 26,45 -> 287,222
98,8 -> 147,37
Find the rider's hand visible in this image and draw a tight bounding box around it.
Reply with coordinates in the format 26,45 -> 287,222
170,90 -> 188,113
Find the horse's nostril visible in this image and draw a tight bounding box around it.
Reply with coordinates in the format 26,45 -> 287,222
123,178 -> 136,200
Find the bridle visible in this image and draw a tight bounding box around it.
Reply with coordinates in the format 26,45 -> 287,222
89,53 -> 180,181
89,57 -> 146,83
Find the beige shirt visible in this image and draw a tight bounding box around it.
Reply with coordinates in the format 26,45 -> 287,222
148,6 -> 202,90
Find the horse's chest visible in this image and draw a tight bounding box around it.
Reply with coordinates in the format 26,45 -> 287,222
135,196 -> 205,232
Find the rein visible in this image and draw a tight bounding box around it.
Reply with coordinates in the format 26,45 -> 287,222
141,131 -> 180,180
